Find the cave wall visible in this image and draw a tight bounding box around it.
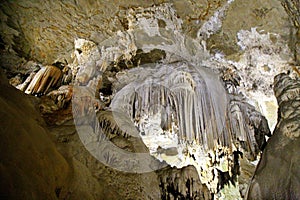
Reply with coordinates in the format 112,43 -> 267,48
246,74 -> 300,199
0,0 -> 299,199
0,0 -> 290,68
0,70 -> 162,200
0,0 -> 228,67
0,71 -> 69,199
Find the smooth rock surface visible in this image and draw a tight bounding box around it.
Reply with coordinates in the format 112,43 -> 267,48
0,71 -> 69,199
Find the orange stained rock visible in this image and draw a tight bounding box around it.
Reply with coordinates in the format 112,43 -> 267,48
25,65 -> 62,95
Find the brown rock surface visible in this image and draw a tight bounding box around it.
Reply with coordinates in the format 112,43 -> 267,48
0,0 -> 227,67
207,0 -> 290,55
0,1 -> 299,199
0,71 -> 161,199
0,71 -> 69,199
246,74 -> 300,199
158,165 -> 211,200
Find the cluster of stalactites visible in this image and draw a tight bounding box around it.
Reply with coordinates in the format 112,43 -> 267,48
97,110 -> 132,139
112,63 -> 229,150
25,65 -> 62,95
227,96 -> 271,160
158,165 -> 211,200
112,62 -> 271,158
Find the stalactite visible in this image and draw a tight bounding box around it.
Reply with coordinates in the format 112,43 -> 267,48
97,110 -> 138,139
109,61 -> 271,193
158,165 -> 211,200
228,96 -> 271,160
111,62 -> 228,150
25,65 -> 62,95
111,61 -> 270,156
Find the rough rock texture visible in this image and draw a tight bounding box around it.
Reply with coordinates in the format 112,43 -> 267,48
0,0 -> 299,199
246,74 -> 300,199
0,0 -> 294,115
0,0 -> 291,67
280,0 -> 300,64
158,165 -> 211,200
0,0 -> 227,68
207,0 -> 290,55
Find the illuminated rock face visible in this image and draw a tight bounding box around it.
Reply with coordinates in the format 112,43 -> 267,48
65,18 -> 273,196
25,65 -> 62,95
111,61 -> 270,194
68,32 -> 272,197
1,1 -> 296,199
246,74 -> 300,200
112,62 -> 228,148
112,61 -> 270,153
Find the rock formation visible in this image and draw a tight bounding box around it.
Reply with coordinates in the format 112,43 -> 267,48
158,165 -> 211,200
0,69 -> 162,199
0,0 -> 299,199
0,70 -> 69,199
246,73 -> 300,199
280,0 -> 300,64
25,65 -> 62,95
68,34 -> 270,197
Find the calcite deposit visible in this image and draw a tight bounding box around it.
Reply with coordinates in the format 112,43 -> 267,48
0,0 -> 299,199
25,65 -> 62,95
246,73 -> 300,199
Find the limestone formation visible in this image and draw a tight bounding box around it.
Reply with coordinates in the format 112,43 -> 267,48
46,85 -> 73,109
8,73 -> 22,86
67,3 -> 274,194
0,0 -> 299,199
37,85 -> 74,125
25,65 -> 62,95
71,57 -> 269,195
158,165 -> 211,200
280,0 -> 300,64
246,73 -> 300,199
0,70 -> 162,200
0,0 -> 230,67
15,72 -> 35,91
0,70 -> 70,199
228,95 -> 271,160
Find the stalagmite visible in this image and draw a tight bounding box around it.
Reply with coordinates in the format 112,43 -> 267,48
246,73 -> 300,199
